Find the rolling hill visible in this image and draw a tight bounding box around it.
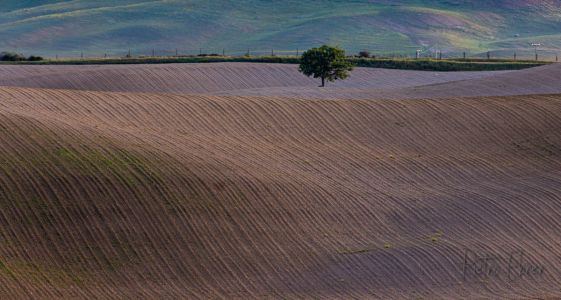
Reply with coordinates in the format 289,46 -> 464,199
0,62 -> 510,95
1,87 -> 561,299
3,61 -> 560,100
1,0 -> 561,58
0,62 -> 561,298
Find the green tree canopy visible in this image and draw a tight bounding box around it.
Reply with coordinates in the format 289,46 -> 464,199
299,45 -> 353,87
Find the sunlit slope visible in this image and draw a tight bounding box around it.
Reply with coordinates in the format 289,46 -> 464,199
2,0 -> 561,56
1,87 -> 560,298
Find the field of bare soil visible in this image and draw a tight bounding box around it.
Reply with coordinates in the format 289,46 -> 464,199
0,63 -> 510,96
0,63 -> 560,299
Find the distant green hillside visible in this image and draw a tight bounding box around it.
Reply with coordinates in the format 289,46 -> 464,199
1,0 -> 560,58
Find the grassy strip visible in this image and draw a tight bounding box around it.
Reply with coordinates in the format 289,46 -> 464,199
350,58 -> 547,71
0,55 -> 549,71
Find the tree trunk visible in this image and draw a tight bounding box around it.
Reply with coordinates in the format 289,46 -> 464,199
321,76 -> 325,87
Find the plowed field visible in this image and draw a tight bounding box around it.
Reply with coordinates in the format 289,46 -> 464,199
0,63 -> 560,299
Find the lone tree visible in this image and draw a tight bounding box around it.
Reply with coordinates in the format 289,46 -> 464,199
299,45 -> 353,87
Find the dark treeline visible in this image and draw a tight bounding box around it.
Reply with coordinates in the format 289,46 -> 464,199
0,51 -> 43,62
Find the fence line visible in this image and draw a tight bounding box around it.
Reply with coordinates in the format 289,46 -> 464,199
41,48 -> 561,62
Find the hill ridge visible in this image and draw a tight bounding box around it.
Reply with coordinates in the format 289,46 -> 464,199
1,0 -> 561,57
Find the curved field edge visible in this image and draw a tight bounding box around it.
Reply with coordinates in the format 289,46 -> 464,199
2,63 -> 559,102
0,63 -> 511,96
0,86 -> 560,298
213,63 -> 561,100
